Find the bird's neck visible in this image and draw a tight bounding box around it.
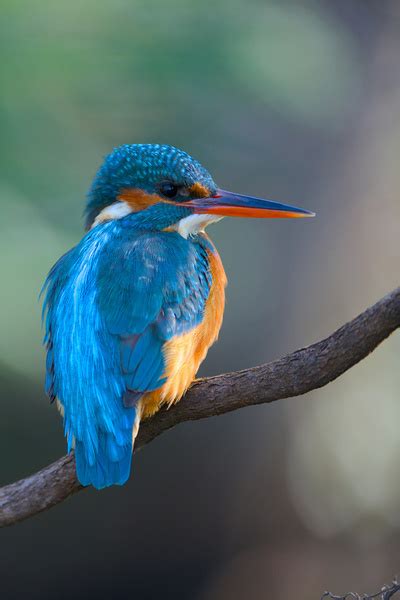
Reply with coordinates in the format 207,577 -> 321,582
167,213 -> 223,239
93,203 -> 222,239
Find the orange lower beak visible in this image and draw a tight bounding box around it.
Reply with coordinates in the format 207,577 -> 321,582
186,189 -> 315,219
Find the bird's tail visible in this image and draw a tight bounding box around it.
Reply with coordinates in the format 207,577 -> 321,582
74,405 -> 141,490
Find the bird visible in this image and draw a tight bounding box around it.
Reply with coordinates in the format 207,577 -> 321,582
42,143 -> 314,490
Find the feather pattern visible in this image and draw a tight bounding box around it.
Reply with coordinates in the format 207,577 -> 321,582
42,213 -> 214,489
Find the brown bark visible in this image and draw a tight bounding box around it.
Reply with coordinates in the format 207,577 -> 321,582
1,286 -> 399,528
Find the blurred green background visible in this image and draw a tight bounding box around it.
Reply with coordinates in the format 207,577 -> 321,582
1,1 -> 400,598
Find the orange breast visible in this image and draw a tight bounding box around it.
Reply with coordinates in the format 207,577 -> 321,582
141,238 -> 227,419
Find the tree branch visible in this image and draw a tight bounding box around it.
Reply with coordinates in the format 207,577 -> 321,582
321,576 -> 400,599
1,286 -> 399,528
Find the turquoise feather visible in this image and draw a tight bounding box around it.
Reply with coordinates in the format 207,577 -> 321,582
43,212 -> 212,489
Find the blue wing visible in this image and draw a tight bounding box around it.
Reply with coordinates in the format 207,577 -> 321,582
43,223 -> 211,489
97,231 -> 212,406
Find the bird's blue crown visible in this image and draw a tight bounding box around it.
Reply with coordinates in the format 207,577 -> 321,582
85,144 -> 217,228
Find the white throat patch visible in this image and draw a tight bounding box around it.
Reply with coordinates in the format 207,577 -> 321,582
92,201 -> 133,228
91,202 -> 222,238
175,214 -> 223,239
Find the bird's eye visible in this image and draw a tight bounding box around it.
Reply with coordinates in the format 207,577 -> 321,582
159,181 -> 179,199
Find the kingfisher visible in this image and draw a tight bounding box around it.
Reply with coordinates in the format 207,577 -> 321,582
42,144 -> 314,489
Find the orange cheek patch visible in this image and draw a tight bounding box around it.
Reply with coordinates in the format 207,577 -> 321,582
189,182 -> 210,198
118,188 -> 163,212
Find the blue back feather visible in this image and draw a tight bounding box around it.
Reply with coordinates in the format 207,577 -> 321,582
43,213 -> 212,489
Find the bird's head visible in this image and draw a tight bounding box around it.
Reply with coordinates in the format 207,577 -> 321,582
86,144 -> 314,235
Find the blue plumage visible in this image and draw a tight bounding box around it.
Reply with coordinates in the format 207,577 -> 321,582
43,211 -> 212,489
43,143 -> 312,490
85,144 -> 217,229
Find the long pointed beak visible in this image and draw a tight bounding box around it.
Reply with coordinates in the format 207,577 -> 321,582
187,189 -> 315,219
